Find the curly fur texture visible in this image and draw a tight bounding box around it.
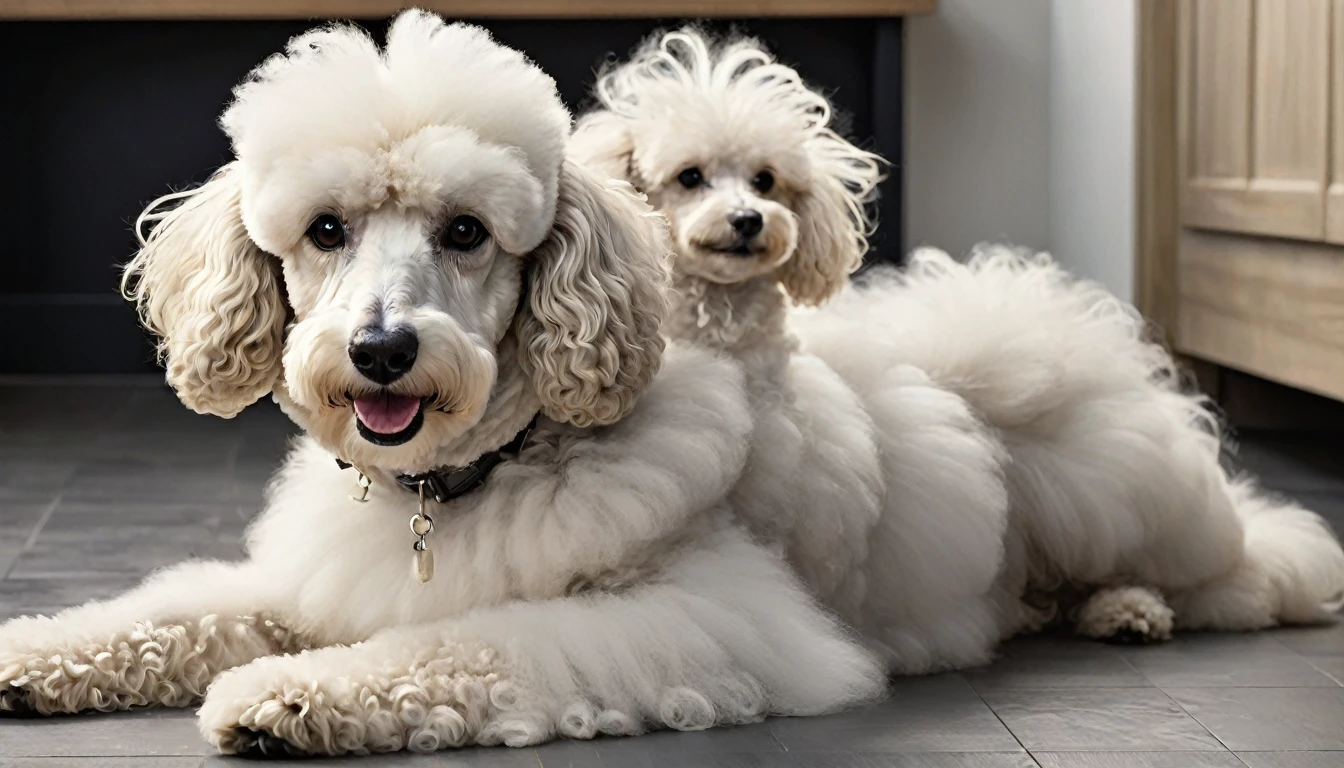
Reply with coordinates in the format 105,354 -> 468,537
122,167 -> 287,418
0,615 -> 298,716
1,13 -> 887,756
518,162 -> 669,427
200,635 -> 510,755
0,559 -> 300,715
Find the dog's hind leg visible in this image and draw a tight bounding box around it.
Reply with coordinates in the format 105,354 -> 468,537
0,559 -> 299,716
1074,586 -> 1174,644
198,528 -> 886,756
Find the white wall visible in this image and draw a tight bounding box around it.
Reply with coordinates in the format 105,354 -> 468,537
904,0 -> 1052,260
1048,0 -> 1136,301
904,0 -> 1137,301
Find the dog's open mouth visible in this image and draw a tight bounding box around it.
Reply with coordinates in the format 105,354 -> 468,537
353,392 -> 426,446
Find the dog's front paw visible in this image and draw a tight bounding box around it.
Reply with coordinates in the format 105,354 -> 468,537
200,653 -> 489,756
200,641 -> 534,756
201,663 -> 359,757
1075,586 -> 1174,644
1,645 -> 77,716
0,682 -> 38,718
1,617 -> 234,716
1,647 -> 35,716
2,644 -> 150,716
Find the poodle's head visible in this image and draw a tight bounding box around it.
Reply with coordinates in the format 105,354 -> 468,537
572,29 -> 884,306
122,11 -> 668,471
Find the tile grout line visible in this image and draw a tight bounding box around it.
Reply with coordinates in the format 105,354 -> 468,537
764,719 -> 789,753
1307,659 -> 1344,687
1157,685 -> 1236,754
962,674 -> 1041,764
1116,649 -> 1149,682
19,492 -> 61,551
7,492 -> 64,580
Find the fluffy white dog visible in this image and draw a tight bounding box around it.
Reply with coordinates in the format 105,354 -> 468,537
0,13 -> 886,755
573,29 -> 1344,674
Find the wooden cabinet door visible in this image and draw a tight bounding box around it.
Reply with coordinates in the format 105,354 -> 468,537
1329,0 -> 1344,243
1179,0 -> 1331,240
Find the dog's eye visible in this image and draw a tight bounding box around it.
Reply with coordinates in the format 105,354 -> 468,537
677,167 -> 704,189
442,215 -> 488,251
306,214 -> 346,251
752,171 -> 775,194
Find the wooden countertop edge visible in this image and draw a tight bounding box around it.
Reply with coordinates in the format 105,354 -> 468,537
2,0 -> 937,20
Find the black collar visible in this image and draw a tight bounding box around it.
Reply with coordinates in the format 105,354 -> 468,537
337,415 -> 538,503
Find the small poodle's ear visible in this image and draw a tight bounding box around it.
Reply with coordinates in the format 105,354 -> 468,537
517,159 -> 669,427
570,111 -> 639,186
122,164 -> 287,418
778,133 -> 886,306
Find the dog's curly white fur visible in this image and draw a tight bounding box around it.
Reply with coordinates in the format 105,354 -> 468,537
0,14 -> 885,755
573,29 -> 1344,672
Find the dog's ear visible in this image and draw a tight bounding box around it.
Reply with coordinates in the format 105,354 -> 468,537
122,164 -> 287,418
777,133 -> 886,306
570,111 -> 639,187
517,159 -> 669,427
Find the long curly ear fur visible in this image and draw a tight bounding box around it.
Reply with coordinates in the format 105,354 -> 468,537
517,160 -> 669,427
121,164 -> 286,418
782,129 -> 885,306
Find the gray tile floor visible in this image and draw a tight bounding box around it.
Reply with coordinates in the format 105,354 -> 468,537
1,380 -> 1342,768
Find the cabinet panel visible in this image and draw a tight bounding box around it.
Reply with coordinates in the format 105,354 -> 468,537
1179,0 -> 1330,240
1185,0 -> 1252,181
1178,230 -> 1344,401
1328,0 -> 1344,243
1252,0 -> 1331,183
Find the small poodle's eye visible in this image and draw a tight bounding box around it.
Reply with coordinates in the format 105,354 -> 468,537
677,167 -> 704,189
306,214 -> 346,251
752,170 -> 775,194
442,215 -> 489,251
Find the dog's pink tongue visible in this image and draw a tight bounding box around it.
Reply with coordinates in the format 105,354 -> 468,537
354,394 -> 421,434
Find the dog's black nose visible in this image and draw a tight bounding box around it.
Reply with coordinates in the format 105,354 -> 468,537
348,325 -> 418,385
728,209 -> 764,239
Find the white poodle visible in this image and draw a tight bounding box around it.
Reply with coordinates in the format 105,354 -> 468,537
572,29 -> 1344,674
0,13 -> 886,755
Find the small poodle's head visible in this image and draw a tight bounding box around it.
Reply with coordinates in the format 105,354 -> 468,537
123,12 -> 668,471
572,29 -> 884,305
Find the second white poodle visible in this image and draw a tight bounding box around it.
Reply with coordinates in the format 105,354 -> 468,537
573,28 -> 1344,674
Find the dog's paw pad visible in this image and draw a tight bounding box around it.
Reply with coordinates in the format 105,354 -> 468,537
232,727 -> 307,760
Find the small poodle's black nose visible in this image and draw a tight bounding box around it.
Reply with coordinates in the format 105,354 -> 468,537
728,209 -> 764,239
349,325 -> 418,385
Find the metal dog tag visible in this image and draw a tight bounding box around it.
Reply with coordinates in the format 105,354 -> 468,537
411,481 -> 435,584
413,540 -> 435,584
